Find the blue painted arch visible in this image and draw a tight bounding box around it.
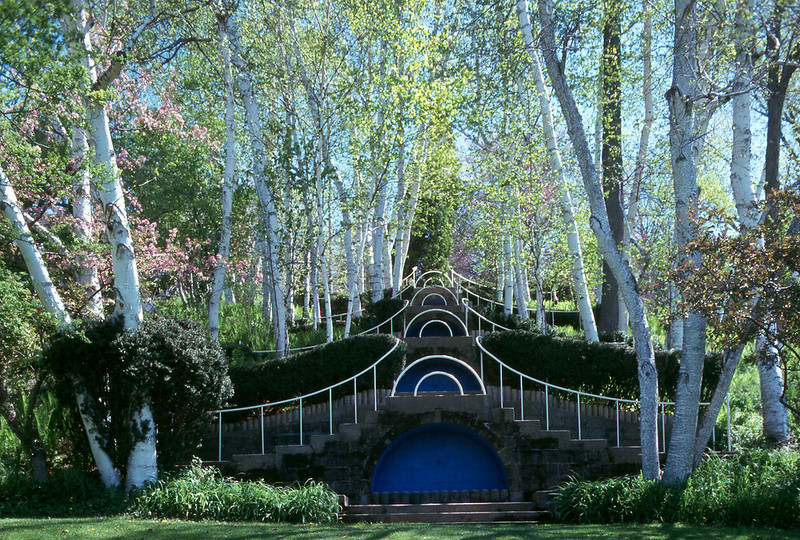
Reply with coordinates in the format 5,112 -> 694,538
392,356 -> 485,394
371,423 -> 509,493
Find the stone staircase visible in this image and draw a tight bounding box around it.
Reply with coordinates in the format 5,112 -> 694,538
341,500 -> 551,524
206,282 -> 643,523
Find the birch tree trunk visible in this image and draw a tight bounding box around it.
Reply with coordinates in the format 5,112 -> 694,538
70,128 -> 103,317
621,0 -> 654,336
514,236 -> 529,320
228,15 -> 289,358
662,0 -> 709,485
74,0 -> 158,489
516,0 -> 598,341
536,0 -> 660,479
2,164 -> 126,488
209,11 -> 237,339
503,234 -> 514,316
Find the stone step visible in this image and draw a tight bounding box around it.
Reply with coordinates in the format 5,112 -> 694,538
341,502 -> 550,524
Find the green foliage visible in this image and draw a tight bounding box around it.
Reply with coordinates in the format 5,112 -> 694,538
554,475 -> 679,524
116,318 -> 234,467
131,458 -> 340,523
228,334 -> 406,408
555,449 -> 800,528
0,467 -> 128,517
481,331 -> 723,402
41,316 -> 233,470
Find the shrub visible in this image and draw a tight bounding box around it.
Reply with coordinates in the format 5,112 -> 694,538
131,458 -> 340,523
554,475 -> 679,524
0,467 -> 128,517
554,449 -> 800,528
42,315 -> 233,470
228,334 -> 406,408
481,330 -> 722,402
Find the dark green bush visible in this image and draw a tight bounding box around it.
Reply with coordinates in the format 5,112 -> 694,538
554,474 -> 679,524
228,334 -> 406,407
0,467 -> 129,517
481,330 -> 722,402
42,316 -> 233,470
554,449 -> 800,528
131,458 -> 340,523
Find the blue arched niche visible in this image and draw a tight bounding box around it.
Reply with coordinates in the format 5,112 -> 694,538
371,423 -> 509,493
393,356 -> 484,394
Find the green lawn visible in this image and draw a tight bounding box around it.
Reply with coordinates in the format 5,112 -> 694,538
0,518 -> 791,539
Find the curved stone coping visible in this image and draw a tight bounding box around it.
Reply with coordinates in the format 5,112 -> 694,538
404,308 -> 468,338
392,355 -> 486,395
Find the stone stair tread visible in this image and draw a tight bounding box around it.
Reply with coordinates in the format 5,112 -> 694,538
341,509 -> 550,524
345,502 -> 536,513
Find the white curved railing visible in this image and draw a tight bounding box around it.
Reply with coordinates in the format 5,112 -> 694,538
475,336 -> 731,451
462,298 -> 512,334
252,300 -> 410,355
415,269 -> 453,288
213,337 -> 403,461
450,269 -> 583,328
289,271 -> 416,327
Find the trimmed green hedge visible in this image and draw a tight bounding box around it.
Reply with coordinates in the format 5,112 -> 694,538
481,331 -> 722,402
228,334 -> 406,408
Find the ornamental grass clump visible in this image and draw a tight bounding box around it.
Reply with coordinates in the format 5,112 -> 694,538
554,449 -> 800,528
680,449 -> 800,528
131,459 -> 340,523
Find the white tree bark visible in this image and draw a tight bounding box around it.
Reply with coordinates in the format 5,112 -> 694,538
228,15 -> 289,357
514,236 -> 529,320
209,11 -> 237,339
69,128 -> 103,317
516,0 -> 598,341
503,234 -> 514,316
2,164 -> 127,488
75,0 -> 156,489
662,0 -> 710,486
536,0 -> 660,479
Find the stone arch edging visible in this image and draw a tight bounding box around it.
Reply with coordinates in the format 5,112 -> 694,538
359,411 -> 523,500
392,355 -> 486,395
404,309 -> 468,338
410,286 -> 459,307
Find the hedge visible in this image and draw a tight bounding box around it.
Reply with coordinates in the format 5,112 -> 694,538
228,334 -> 406,408
480,330 -> 722,402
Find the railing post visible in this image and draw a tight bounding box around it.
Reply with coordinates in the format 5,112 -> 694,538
545,385 -> 550,431
499,365 -> 504,409
577,393 -> 582,440
329,388 -> 334,435
480,348 -> 484,383
615,401 -> 620,447
218,412 -> 223,462
353,378 -> 358,423
660,403 -> 666,452
373,366 -> 378,411
519,374 -> 524,421
299,397 -> 304,445
260,406 -> 265,455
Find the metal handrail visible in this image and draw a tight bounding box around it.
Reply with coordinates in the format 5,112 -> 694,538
462,298 -> 511,334
213,337 -> 403,460
289,273 -> 416,326
252,300 -> 409,355
475,336 -> 729,449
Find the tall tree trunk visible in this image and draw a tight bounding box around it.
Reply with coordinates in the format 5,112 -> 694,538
516,0 -> 598,341
228,15 -> 288,358
209,12 -> 237,339
758,2 -> 797,445
503,234 -> 514,316
536,0 -> 660,479
597,0 -> 624,335
662,0 -> 709,485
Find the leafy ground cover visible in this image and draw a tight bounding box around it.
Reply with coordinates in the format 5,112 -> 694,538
0,519 -> 793,539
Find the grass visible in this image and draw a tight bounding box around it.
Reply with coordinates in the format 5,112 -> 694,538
0,518 -> 794,539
